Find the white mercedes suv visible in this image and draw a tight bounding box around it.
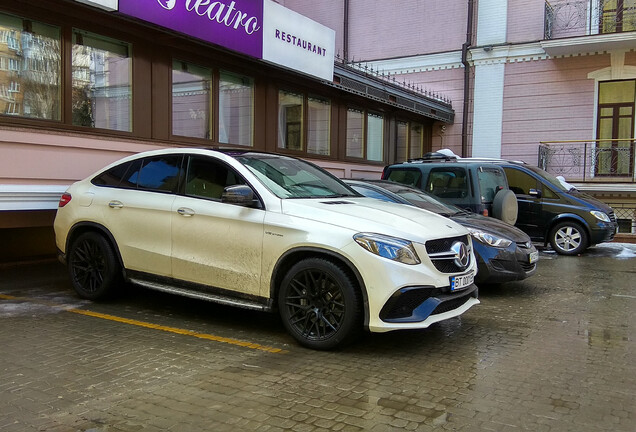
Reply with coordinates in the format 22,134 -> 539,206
54,148 -> 479,350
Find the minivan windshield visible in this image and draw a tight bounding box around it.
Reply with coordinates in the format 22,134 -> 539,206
235,153 -> 359,199
524,165 -> 570,192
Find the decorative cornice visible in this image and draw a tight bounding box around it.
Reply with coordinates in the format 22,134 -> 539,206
0,185 -> 69,211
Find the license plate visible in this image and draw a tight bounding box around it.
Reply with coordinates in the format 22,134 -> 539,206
450,271 -> 474,292
529,251 -> 539,264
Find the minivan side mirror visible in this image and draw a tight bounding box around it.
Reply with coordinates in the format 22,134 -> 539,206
222,185 -> 258,207
528,188 -> 542,198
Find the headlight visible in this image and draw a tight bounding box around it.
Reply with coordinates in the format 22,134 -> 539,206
353,233 -> 421,265
467,227 -> 513,248
590,210 -> 611,223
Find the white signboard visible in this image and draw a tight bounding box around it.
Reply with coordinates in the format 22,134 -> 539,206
262,0 -> 335,81
74,0 -> 118,11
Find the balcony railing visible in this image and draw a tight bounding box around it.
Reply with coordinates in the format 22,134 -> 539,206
545,0 -> 636,39
538,139 -> 636,182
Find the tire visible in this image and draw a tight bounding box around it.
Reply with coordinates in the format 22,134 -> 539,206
549,221 -> 589,255
278,258 -> 362,350
68,232 -> 122,300
492,189 -> 518,225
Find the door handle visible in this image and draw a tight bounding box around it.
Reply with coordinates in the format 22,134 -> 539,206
108,200 -> 124,209
177,207 -> 195,217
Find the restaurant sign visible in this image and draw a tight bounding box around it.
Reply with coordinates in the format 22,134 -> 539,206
115,0 -> 335,81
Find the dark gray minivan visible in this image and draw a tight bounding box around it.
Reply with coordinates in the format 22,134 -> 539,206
500,162 -> 617,255
383,153 -> 618,255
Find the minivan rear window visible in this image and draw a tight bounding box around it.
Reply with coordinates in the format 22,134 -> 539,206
477,167 -> 506,203
386,169 -> 422,187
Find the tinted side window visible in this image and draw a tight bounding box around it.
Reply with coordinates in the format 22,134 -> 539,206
386,169 -> 422,187
92,160 -> 140,188
185,156 -> 245,200
477,167 -> 507,203
426,167 -> 469,199
134,156 -> 182,192
504,167 -> 539,196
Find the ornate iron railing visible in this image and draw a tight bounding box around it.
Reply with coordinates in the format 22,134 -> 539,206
538,139 -> 636,182
545,0 -> 636,39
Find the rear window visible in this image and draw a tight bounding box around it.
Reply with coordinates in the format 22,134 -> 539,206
385,169 -> 422,187
477,167 -> 506,203
425,167 -> 469,199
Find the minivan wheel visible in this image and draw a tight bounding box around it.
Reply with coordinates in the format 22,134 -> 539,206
278,258 -> 362,350
68,232 -> 122,300
549,221 -> 588,255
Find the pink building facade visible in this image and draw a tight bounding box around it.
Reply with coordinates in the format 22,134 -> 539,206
281,0 -> 636,235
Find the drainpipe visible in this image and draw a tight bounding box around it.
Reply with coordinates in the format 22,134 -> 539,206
343,0 -> 349,61
461,0 -> 474,157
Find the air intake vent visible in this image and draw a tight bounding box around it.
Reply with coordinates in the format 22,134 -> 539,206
321,201 -> 354,205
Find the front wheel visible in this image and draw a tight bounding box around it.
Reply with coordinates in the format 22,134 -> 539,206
549,221 -> 588,255
278,258 -> 362,350
68,232 -> 122,300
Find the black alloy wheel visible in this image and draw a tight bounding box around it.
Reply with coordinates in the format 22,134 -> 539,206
279,258 -> 361,350
68,232 -> 122,300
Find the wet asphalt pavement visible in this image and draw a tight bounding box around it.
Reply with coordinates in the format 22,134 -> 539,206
0,244 -> 634,431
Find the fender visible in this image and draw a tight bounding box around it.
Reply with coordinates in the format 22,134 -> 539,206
66,221 -> 125,268
545,213 -> 590,241
270,246 -> 370,329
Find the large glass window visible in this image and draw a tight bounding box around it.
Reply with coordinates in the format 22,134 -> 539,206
0,13 -> 61,120
367,112 -> 384,161
409,123 -> 424,159
219,71 -> 253,146
396,121 -> 408,162
172,60 -> 212,139
346,108 -> 364,158
601,0 -> 636,33
596,80 -> 635,176
307,96 -> 331,156
278,90 -> 303,151
72,30 -> 132,131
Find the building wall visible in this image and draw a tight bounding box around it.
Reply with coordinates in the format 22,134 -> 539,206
281,0 -> 468,61
501,54 -> 611,163
507,0 -> 546,43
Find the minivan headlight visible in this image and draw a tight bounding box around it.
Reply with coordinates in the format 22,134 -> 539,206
590,211 -> 611,223
353,233 -> 421,265
466,227 -> 512,248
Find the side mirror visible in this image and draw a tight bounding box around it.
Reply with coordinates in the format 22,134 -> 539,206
222,185 -> 258,207
528,188 -> 542,199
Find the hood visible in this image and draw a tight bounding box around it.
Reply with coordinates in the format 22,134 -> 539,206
281,197 -> 467,243
450,212 -> 530,243
568,190 -> 614,214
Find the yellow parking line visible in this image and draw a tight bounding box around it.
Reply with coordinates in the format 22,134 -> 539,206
0,293 -> 286,354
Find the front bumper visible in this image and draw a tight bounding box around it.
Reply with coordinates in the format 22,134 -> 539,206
473,242 -> 538,284
589,221 -> 618,245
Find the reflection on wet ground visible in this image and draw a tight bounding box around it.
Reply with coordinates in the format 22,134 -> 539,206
0,246 -> 634,431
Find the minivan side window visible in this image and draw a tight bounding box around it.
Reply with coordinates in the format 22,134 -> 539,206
504,167 -> 539,196
426,167 -> 469,199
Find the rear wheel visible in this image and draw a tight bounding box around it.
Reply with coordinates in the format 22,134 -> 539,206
549,221 -> 588,255
68,232 -> 122,300
278,258 -> 362,350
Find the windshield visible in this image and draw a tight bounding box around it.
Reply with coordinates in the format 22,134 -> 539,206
379,182 -> 466,216
234,153 -> 359,199
525,165 -> 570,192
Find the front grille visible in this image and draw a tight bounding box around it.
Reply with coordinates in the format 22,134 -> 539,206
608,211 -> 616,223
519,262 -> 537,272
425,235 -> 471,273
516,241 -> 532,250
425,235 -> 468,254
